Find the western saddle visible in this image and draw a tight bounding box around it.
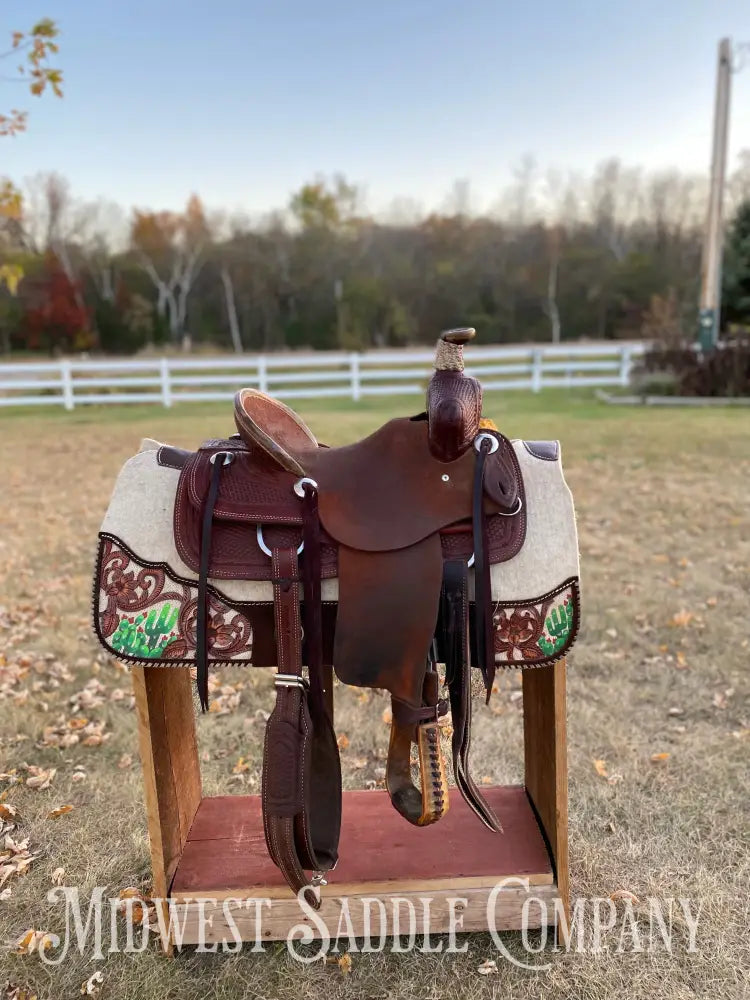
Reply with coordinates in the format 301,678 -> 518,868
94,328 -> 580,904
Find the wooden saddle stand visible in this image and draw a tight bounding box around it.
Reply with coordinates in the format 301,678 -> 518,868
94,328 -> 580,947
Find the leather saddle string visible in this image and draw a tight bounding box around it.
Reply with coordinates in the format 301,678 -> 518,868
196,456 -> 227,711
472,438 -> 496,700
442,558 -> 502,833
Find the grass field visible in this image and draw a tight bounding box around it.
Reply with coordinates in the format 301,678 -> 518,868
1,390 -> 748,999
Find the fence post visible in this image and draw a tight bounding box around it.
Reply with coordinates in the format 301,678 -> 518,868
258,356 -> 268,394
160,358 -> 172,408
60,359 -> 74,411
350,352 -> 361,402
531,348 -> 543,393
619,345 -> 633,387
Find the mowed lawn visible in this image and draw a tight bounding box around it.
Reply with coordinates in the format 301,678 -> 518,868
0,391 -> 748,1000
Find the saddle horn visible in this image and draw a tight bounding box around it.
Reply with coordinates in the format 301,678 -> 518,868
427,327 -> 482,462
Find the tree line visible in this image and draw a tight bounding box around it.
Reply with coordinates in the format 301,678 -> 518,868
2,159 -> 750,356
3,20 -> 750,357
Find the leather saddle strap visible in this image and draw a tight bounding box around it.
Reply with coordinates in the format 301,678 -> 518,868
472,437 -> 496,700
196,454 -> 229,711
262,545 -> 341,907
442,558 -> 502,833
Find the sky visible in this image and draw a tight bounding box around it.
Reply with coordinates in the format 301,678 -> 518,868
3,0 -> 750,218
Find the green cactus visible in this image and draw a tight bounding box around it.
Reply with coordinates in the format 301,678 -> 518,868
142,604 -> 179,651
110,604 -> 179,659
537,599 -> 574,656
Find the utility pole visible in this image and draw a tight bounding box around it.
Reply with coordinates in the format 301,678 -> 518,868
698,38 -> 732,351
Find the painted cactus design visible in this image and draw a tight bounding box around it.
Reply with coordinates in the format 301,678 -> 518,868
110,604 -> 179,658
493,583 -> 578,666
538,598 -> 575,656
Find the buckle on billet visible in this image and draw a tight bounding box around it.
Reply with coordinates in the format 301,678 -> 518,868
274,674 -> 309,690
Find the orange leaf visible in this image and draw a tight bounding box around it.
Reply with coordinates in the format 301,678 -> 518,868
119,887 -> 143,900
47,804 -> 74,819
610,889 -> 640,904
593,758 -> 609,778
670,610 -> 693,627
650,753 -> 670,763
336,733 -> 350,750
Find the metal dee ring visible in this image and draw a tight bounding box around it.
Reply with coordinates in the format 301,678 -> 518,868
293,476 -> 319,499
473,432 -> 499,454
209,450 -> 234,466
496,496 -> 523,517
256,524 -> 304,557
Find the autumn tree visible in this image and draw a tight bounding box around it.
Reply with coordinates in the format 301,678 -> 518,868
130,195 -> 209,349
19,253 -> 90,354
1,19 -> 62,303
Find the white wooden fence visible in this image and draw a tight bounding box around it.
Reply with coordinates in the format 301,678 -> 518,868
0,342 -> 646,410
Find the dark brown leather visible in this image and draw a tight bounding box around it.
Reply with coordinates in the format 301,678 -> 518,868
172,422 -> 527,580
523,440 -> 559,461
427,370 -> 482,463
157,445 -> 191,469
261,546 -> 341,905
333,536 -> 443,707
308,418 -> 511,551
441,557 -> 501,832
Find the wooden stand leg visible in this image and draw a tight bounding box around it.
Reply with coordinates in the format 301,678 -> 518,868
522,659 -> 569,920
131,666 -> 202,951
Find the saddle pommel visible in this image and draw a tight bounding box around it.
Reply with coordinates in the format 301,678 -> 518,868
427,327 -> 482,462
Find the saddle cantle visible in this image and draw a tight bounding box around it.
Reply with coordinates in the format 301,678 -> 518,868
92,327 -> 581,905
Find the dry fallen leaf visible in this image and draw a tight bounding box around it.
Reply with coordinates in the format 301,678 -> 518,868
382,707 -> 392,725
336,733 -> 350,750
0,803 -> 18,822
47,805 -> 74,820
593,758 -> 609,778
4,983 -> 38,1000
705,596 -> 718,608
80,970 -> 104,995
610,889 -> 640,904
675,651 -> 688,669
51,867 -> 65,886
232,757 -> 250,774
117,754 -> 133,770
15,928 -> 54,955
650,752 -> 670,763
0,810 -> 18,836
337,954 -> 352,975
670,610 -> 693,628
25,768 -> 56,790
478,959 -> 498,975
